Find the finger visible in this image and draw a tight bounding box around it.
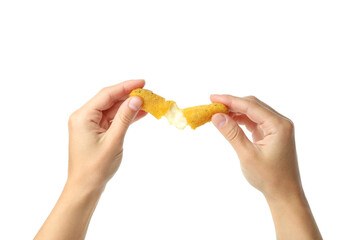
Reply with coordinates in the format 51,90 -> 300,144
230,113 -> 257,133
86,79 -> 145,111
99,101 -> 123,127
212,113 -> 253,155
132,110 -> 147,123
104,96 -> 143,145
101,105 -> 147,130
210,94 -> 278,125
243,96 -> 286,119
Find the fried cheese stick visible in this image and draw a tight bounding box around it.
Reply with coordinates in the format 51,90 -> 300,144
130,88 -> 228,129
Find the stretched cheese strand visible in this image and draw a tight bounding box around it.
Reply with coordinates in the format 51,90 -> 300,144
130,88 -> 228,129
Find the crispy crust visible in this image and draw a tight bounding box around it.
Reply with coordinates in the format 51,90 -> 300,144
130,88 -> 175,119
183,103 -> 228,129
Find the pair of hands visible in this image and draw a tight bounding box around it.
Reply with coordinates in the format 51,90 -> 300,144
68,79 -> 301,201
36,79 -> 321,240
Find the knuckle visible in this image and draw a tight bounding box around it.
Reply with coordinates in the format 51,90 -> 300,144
226,126 -> 241,143
286,118 -> 295,130
68,112 -> 77,126
99,86 -> 109,94
118,112 -> 133,125
245,95 -> 259,101
246,99 -> 261,112
279,118 -> 294,133
68,110 -> 83,128
284,118 -> 294,128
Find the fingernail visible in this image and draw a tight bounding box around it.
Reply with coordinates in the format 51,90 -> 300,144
212,114 -> 227,129
129,97 -> 142,111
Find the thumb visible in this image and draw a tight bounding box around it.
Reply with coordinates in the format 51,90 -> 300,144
212,113 -> 252,155
105,96 -> 143,145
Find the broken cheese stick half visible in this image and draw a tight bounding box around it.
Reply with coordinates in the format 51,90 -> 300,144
129,88 -> 228,129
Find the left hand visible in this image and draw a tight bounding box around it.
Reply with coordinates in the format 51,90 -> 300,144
67,79 -> 147,191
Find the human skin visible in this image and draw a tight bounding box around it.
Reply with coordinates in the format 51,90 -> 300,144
34,79 -> 147,240
34,83 -> 322,240
211,94 -> 322,240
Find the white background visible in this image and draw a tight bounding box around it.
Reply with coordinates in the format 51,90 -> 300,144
0,1 -> 359,239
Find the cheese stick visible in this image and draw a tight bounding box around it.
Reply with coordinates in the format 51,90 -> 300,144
130,88 -> 228,129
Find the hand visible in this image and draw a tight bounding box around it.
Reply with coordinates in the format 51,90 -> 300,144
35,80 -> 147,240
211,94 -> 300,200
211,94 -> 322,239
67,79 -> 147,191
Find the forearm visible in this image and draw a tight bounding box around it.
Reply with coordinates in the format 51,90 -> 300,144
265,190 -> 322,240
34,181 -> 104,240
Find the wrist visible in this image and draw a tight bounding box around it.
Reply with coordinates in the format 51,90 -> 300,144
263,181 -> 305,205
34,178 -> 105,240
265,188 -> 309,213
64,179 -> 105,203
264,188 -> 322,239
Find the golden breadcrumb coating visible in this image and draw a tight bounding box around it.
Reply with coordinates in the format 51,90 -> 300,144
129,88 -> 228,129
183,103 -> 228,129
130,88 -> 175,119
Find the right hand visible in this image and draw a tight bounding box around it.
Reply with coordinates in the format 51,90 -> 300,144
211,94 -> 303,201
67,80 -> 147,192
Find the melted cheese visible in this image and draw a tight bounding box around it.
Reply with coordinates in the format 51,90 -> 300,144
164,103 -> 188,129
